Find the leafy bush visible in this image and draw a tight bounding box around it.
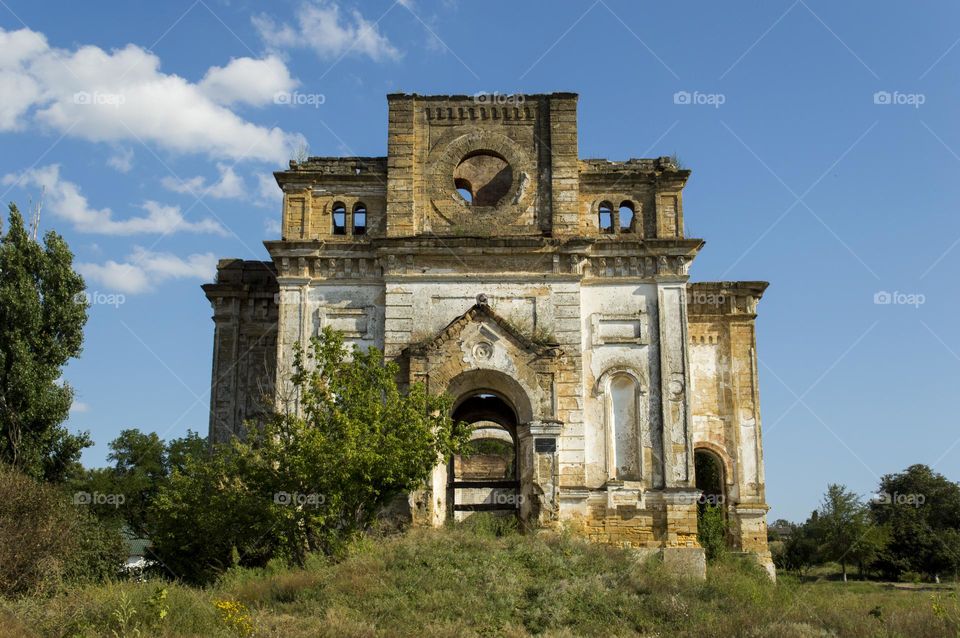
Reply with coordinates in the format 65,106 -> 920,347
0,464 -> 125,596
148,328 -> 467,584
698,504 -> 728,562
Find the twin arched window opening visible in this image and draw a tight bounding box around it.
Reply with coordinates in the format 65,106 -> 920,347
599,200 -> 636,234
332,202 -> 367,236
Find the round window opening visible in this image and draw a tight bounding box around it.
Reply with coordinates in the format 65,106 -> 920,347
453,152 -> 513,207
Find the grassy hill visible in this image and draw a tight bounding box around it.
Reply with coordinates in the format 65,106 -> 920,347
2,520 -> 956,637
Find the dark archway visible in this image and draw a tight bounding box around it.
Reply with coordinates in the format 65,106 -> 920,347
694,447 -> 729,554
449,391 -> 520,521
694,448 -> 725,510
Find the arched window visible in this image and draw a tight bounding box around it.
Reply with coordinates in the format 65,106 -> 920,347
332,202 -> 346,235
598,201 -> 614,233
619,201 -> 635,233
352,202 -> 367,235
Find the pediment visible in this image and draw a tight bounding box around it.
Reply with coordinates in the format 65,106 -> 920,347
406,302 -> 558,359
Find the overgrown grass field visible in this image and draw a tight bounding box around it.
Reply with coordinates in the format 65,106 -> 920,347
3,522 -> 957,637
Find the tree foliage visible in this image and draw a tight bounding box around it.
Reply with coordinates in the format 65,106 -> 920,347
776,485 -> 889,581
148,328 -> 467,584
870,464 -> 960,581
71,428 -> 206,537
0,464 -> 125,596
0,204 -> 89,481
776,517 -> 820,579
697,504 -> 728,562
815,484 -> 879,581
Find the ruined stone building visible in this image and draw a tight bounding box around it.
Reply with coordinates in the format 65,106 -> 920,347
202,93 -> 773,576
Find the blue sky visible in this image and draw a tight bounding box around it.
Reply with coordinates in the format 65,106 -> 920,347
1,0 -> 958,522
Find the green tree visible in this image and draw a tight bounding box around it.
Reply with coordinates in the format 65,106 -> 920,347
871,464 -> 960,582
71,429 -> 206,537
816,484 -> 877,582
777,515 -> 822,580
149,328 -> 467,584
0,204 -> 89,481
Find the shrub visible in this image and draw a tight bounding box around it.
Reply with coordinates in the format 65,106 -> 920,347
148,328 -> 468,585
0,464 -> 125,596
698,504 -> 728,562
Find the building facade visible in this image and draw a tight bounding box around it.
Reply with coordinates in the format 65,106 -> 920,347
202,93 -> 773,577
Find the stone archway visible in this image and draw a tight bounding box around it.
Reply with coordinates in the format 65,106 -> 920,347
444,369 -> 539,525
404,301 -> 564,529
694,447 -> 730,552
448,391 -> 520,521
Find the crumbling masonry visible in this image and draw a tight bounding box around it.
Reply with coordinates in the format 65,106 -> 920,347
203,93 -> 774,578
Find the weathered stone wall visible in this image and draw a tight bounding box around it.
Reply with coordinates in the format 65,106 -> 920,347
203,92 -> 774,579
279,157 -> 387,241
202,259 -> 279,443
578,157 -> 687,238
688,281 -> 774,576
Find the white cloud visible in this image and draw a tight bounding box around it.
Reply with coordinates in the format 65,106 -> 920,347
0,28 -> 47,130
199,55 -> 297,107
3,164 -> 227,235
0,26 -> 304,163
78,247 -> 217,294
70,401 -> 90,415
253,1 -> 401,62
107,146 -> 134,173
255,172 -> 282,208
162,163 -> 246,200
264,217 -> 282,235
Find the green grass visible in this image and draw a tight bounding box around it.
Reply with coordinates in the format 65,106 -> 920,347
2,522 -> 957,637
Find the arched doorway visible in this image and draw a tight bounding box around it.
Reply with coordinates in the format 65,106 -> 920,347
449,391 -> 520,521
694,447 -> 728,555
694,447 -> 726,511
